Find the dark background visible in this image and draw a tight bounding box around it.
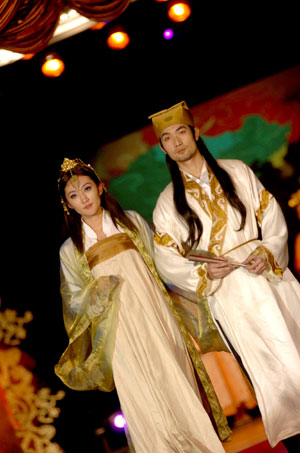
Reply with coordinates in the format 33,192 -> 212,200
0,1 -> 299,451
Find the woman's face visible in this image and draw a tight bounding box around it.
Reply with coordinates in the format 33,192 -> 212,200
64,175 -> 103,219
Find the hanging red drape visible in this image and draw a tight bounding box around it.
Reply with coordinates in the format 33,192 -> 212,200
0,0 -> 131,53
67,0 -> 131,21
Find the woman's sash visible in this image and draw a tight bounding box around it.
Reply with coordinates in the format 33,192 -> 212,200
86,233 -> 138,270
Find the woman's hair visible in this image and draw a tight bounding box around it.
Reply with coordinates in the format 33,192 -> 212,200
163,130 -> 246,250
58,159 -> 137,253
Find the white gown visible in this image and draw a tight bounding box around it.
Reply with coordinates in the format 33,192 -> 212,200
56,210 -> 226,453
91,240 -> 224,452
153,159 -> 300,447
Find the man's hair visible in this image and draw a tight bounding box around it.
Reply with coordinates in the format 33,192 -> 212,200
164,130 -> 246,250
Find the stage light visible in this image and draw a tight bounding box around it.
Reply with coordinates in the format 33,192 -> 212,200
107,29 -> 130,50
168,2 -> 191,22
22,53 -> 35,60
108,411 -> 127,431
163,28 -> 174,40
41,53 -> 65,77
90,21 -> 108,31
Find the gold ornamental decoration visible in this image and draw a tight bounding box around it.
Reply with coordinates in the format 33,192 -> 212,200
0,305 -> 65,452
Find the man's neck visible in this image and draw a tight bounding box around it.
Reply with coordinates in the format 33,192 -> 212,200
177,151 -> 204,178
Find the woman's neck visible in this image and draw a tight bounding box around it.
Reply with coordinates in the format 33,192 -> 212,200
82,208 -> 106,240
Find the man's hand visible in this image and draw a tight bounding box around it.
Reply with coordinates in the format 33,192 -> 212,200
207,258 -> 235,279
243,255 -> 266,275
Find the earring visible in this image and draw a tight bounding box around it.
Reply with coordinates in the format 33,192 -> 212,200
61,198 -> 70,215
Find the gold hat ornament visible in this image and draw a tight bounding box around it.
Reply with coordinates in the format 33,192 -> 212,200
149,100 -> 195,139
60,157 -> 80,173
58,158 -> 101,183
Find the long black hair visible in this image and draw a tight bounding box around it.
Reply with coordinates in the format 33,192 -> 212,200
164,131 -> 246,250
58,160 -> 137,253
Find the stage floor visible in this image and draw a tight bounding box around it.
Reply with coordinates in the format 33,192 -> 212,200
224,416 -> 266,452
223,416 -> 287,453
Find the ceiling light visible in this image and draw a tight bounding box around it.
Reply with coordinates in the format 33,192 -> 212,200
41,53 -> 65,77
107,29 -> 130,50
168,2 -> 191,22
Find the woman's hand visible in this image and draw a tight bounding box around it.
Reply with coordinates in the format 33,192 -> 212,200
243,255 -> 266,275
207,258 -> 235,279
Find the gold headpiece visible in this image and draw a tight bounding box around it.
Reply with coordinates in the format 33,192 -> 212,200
58,158 -> 101,182
58,158 -> 102,216
148,100 -> 195,139
60,158 -> 80,172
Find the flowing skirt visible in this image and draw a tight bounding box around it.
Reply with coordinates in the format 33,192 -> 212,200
92,247 -> 225,453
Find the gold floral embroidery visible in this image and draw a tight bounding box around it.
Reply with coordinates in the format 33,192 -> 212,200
256,189 -> 273,226
153,232 -> 185,256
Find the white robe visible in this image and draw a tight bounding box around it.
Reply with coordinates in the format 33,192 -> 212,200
56,210 -> 226,453
153,159 -> 300,447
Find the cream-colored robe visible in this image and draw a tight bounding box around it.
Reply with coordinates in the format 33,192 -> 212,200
55,210 -> 230,452
153,159 -> 300,447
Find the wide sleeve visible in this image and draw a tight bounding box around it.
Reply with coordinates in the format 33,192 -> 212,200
245,164 -> 289,282
153,190 -> 221,296
55,240 -> 121,392
59,241 -> 103,334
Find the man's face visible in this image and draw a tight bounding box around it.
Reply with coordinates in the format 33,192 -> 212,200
160,124 -> 200,163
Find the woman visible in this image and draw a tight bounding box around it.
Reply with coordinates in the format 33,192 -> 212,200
54,158 -> 229,453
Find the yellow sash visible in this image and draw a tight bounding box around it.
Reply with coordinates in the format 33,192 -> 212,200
86,233 -> 138,270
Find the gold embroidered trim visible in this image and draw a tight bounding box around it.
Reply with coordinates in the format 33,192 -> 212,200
153,231 -> 185,256
182,168 -> 227,257
196,264 -> 208,295
252,245 -> 283,277
182,167 -> 228,293
256,189 -> 273,226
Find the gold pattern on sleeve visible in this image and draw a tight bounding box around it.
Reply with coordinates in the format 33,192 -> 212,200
252,245 -> 283,279
255,189 -> 273,226
153,231 -> 186,256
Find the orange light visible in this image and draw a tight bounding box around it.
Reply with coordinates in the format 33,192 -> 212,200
90,21 -> 107,31
168,2 -> 191,22
22,53 -> 35,60
41,54 -> 65,77
294,233 -> 300,276
107,31 -> 130,50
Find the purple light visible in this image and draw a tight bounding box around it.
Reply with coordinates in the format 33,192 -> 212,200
109,412 -> 127,431
163,28 -> 174,40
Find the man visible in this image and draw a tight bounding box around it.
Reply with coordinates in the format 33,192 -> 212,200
149,101 -> 300,452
